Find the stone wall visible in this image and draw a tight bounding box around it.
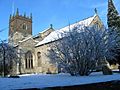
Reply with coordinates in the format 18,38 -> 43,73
35,43 -> 58,74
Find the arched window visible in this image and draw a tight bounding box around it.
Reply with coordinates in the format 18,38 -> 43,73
25,51 -> 33,69
23,23 -> 27,30
37,52 -> 41,66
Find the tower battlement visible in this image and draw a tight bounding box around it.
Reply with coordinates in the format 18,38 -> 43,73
9,8 -> 32,44
9,8 -> 32,23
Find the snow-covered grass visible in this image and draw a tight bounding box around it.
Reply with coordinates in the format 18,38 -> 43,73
0,72 -> 120,90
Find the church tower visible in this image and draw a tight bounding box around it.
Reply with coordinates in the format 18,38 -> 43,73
9,8 -> 32,44
9,8 -> 32,37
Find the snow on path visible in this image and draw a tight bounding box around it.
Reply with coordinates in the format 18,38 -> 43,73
0,72 -> 120,90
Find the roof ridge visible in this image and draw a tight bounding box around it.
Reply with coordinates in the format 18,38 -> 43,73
57,14 -> 96,31
33,27 -> 54,38
35,14 -> 97,47
19,36 -> 32,43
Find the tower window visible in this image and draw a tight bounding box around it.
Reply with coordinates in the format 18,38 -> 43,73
25,51 -> 33,69
23,23 -> 27,30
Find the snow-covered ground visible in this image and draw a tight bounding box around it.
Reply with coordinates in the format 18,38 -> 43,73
0,72 -> 120,90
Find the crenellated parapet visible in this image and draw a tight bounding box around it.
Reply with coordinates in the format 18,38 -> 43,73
9,8 -> 32,23
9,8 -> 33,41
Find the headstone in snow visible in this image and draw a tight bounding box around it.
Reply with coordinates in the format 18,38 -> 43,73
102,65 -> 113,75
8,75 -> 20,78
118,65 -> 120,72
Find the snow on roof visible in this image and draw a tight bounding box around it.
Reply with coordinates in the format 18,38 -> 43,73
33,27 -> 53,38
18,36 -> 32,43
39,27 -> 52,34
18,35 -> 39,43
36,14 -> 97,46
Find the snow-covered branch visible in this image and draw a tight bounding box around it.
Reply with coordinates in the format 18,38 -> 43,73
48,25 -> 120,76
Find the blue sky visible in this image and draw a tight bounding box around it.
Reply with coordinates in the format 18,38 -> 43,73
0,0 -> 120,40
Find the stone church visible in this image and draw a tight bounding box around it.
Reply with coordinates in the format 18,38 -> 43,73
9,8 -> 103,74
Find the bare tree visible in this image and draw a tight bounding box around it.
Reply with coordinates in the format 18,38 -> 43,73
0,40 -> 18,77
48,25 -> 120,76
